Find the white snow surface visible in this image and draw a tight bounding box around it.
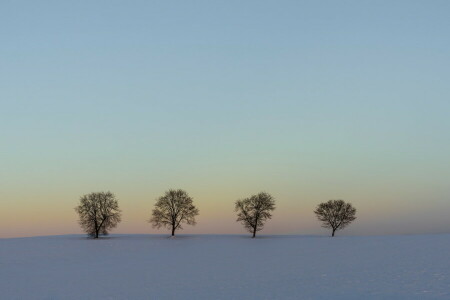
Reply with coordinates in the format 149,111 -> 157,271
1,234 -> 449,299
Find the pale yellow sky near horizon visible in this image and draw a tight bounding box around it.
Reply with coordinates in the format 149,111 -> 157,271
2,175 -> 449,238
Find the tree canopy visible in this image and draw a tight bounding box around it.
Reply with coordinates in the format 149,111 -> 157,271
75,191 -> 121,238
314,199 -> 356,237
150,189 -> 199,236
235,192 -> 276,238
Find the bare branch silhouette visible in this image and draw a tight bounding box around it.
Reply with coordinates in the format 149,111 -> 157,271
75,191 -> 121,238
235,192 -> 276,238
150,189 -> 199,237
314,199 -> 356,237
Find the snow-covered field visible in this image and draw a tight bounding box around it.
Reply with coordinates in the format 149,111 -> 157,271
1,234 -> 449,299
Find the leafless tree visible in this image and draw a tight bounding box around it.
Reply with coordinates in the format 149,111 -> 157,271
235,192 -> 276,238
75,191 -> 122,238
150,189 -> 199,236
314,199 -> 356,237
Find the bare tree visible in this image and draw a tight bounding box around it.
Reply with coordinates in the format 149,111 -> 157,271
235,192 -> 276,238
314,199 -> 356,237
75,191 -> 122,238
150,189 -> 199,237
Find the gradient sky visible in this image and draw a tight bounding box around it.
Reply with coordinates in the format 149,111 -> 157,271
1,1 -> 450,238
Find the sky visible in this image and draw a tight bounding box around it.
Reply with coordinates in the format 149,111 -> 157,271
1,0 -> 449,238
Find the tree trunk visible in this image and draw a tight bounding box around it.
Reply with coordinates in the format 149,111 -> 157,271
94,220 -> 99,239
332,229 -> 335,237
171,227 -> 175,237
252,227 -> 256,238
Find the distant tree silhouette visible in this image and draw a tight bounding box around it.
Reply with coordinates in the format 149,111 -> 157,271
150,189 -> 199,237
75,191 -> 121,239
314,199 -> 356,237
235,192 -> 276,238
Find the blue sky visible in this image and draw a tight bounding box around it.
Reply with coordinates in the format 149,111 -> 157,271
1,1 -> 449,237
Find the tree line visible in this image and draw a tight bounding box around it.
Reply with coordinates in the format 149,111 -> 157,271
75,189 -> 356,239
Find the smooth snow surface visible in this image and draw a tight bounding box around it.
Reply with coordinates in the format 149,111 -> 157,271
1,234 -> 449,299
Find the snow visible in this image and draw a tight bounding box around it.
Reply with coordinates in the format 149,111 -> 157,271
1,234 -> 449,299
